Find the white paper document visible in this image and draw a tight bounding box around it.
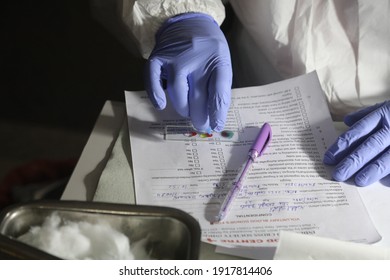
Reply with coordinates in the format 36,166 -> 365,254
125,72 -> 380,248
273,231 -> 390,260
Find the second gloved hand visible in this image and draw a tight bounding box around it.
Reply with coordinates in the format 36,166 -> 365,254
323,101 -> 390,186
145,13 -> 232,132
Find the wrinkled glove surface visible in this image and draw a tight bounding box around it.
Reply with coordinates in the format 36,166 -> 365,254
144,13 -> 232,132
324,101 -> 390,186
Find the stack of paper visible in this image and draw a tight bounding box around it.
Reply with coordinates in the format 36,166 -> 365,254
125,72 -> 380,257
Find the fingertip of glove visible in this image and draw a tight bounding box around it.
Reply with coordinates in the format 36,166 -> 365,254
146,89 -> 166,110
332,166 -> 350,182
323,152 -> 336,165
354,176 -> 370,187
343,114 -> 355,127
212,125 -> 223,133
210,120 -> 225,133
354,169 -> 376,187
150,98 -> 166,110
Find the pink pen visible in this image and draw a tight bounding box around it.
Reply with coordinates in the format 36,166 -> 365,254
215,122 -> 272,222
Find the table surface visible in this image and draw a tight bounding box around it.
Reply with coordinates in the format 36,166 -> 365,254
61,101 -> 126,201
61,100 -> 390,259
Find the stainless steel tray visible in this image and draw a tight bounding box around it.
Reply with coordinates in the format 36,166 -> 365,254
0,200 -> 200,259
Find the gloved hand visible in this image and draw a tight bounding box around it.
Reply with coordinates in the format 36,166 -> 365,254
323,101 -> 390,186
144,13 -> 232,132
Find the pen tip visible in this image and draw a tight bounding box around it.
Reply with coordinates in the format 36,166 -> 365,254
213,214 -> 223,224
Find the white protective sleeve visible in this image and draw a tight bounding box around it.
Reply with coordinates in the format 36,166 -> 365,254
121,0 -> 226,59
229,0 -> 390,119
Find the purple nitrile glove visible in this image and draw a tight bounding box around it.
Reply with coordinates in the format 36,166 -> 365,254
323,101 -> 390,186
144,13 -> 232,132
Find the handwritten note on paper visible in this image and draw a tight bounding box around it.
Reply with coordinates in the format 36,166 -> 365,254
125,72 -> 380,247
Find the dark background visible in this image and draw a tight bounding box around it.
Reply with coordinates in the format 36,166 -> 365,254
0,0 -> 145,187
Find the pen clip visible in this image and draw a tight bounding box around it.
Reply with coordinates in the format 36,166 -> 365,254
249,122 -> 272,158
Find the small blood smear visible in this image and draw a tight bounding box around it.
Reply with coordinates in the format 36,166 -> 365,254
221,130 -> 234,139
184,131 -> 197,137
